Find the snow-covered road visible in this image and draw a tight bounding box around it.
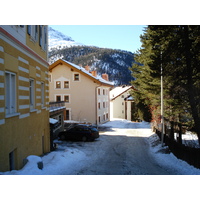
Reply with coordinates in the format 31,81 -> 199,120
65,122 -> 177,175
2,119 -> 200,175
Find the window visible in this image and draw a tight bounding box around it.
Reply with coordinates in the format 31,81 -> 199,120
5,72 -> 16,115
41,82 -> 45,107
27,25 -> 38,41
66,110 -> 70,120
103,102 -> 105,108
64,95 -> 69,103
35,25 -> 38,41
74,73 -> 79,81
39,25 -> 47,51
103,89 -> 105,95
56,81 -> 61,89
30,79 -> 35,110
44,26 -> 47,51
98,102 -> 101,109
39,25 -> 42,46
27,25 -> 31,35
56,95 -> 61,102
64,81 -> 69,88
98,88 -> 100,95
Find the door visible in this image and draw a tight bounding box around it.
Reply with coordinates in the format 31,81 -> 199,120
125,101 -> 127,119
66,110 -> 70,120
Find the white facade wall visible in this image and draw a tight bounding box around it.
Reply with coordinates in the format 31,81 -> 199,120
49,61 -> 113,125
110,88 -> 133,121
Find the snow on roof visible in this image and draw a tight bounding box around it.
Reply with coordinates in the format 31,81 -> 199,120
110,85 -> 133,100
61,59 -> 114,86
49,118 -> 58,124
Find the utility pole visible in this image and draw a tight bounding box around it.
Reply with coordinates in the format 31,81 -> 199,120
154,45 -> 165,146
160,50 -> 165,146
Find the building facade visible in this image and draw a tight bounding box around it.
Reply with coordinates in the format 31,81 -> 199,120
110,86 -> 134,121
49,59 -> 114,125
0,25 -> 50,172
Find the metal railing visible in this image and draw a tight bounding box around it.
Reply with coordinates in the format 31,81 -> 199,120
49,101 -> 65,112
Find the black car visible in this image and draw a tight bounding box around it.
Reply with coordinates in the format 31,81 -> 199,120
58,124 -> 99,142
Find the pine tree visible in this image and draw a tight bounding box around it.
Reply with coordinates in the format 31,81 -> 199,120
130,25 -> 200,143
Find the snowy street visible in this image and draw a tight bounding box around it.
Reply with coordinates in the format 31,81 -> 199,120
61,121 -> 178,175
2,119 -> 200,175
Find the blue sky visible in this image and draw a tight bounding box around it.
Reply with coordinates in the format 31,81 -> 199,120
49,25 -> 146,53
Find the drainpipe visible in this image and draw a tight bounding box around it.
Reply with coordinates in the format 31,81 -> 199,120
95,84 -> 102,128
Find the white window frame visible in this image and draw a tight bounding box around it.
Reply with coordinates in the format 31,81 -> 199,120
64,81 -> 69,89
29,79 -> 35,110
73,72 -> 80,81
5,71 -> 17,116
64,95 -> 70,103
56,95 -> 61,102
55,81 -> 61,89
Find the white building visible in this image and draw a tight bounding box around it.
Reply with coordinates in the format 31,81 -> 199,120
110,86 -> 135,121
49,59 -> 114,125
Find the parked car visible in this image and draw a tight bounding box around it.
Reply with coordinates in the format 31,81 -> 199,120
58,124 -> 99,142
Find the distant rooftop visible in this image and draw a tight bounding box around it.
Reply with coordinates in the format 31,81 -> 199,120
110,85 -> 133,100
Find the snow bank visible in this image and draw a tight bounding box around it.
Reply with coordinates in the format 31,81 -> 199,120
100,118 -> 150,129
2,118 -> 200,175
1,148 -> 87,175
148,132 -> 200,175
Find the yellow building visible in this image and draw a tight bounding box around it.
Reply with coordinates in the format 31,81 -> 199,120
49,59 -> 114,125
0,25 -> 50,172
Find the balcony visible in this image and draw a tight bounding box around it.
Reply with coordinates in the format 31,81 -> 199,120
49,101 -> 66,113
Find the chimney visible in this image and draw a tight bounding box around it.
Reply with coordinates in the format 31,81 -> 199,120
102,73 -> 109,81
85,65 -> 90,71
91,70 -> 97,77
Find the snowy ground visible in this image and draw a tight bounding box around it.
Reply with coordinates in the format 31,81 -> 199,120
1,118 -> 200,200
1,118 -> 200,175
182,131 -> 200,148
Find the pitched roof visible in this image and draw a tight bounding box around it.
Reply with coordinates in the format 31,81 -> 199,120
49,59 -> 114,87
110,86 -> 134,100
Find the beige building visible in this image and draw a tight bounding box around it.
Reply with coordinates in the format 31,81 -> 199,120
49,59 -> 114,125
0,25 -> 50,172
110,86 -> 134,121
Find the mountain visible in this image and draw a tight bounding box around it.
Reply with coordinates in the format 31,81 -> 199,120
48,27 -> 135,85
48,27 -> 84,50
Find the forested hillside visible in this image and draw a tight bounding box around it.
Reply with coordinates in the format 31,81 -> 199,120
49,46 -> 135,85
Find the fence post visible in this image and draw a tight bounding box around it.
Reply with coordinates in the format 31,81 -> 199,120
178,123 -> 182,144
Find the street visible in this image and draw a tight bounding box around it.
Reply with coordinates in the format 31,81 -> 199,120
56,120 -> 179,175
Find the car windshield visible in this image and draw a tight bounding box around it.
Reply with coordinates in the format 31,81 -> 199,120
90,128 -> 98,131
